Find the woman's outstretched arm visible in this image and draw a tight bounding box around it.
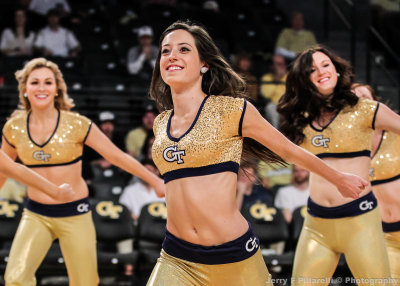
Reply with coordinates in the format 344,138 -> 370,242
242,102 -> 368,199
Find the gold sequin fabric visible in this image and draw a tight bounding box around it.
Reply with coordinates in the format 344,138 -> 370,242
2,110 -> 91,167
370,131 -> 400,184
301,98 -> 379,158
152,95 -> 245,182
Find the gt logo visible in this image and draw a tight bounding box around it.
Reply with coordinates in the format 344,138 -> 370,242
33,150 -> 51,162
245,237 -> 259,252
77,203 -> 89,213
148,202 -> 167,219
250,203 -> 277,221
96,201 -> 123,219
359,200 -> 374,211
163,146 -> 186,164
312,135 -> 330,148
0,201 -> 19,218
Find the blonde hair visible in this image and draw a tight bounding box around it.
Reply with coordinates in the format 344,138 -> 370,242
13,58 -> 74,115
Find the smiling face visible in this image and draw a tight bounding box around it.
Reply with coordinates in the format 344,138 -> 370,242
309,51 -> 338,96
160,29 -> 205,89
25,67 -> 57,110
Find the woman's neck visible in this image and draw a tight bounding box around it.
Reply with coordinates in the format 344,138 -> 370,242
171,84 -> 207,117
30,106 -> 58,123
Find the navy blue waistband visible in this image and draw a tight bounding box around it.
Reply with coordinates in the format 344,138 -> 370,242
162,161 -> 239,183
26,197 -> 91,217
382,220 -> 400,233
307,191 -> 377,219
162,224 -> 259,265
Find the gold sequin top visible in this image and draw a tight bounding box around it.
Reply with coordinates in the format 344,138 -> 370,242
301,98 -> 379,158
2,110 -> 92,167
370,131 -> 400,185
152,95 -> 246,183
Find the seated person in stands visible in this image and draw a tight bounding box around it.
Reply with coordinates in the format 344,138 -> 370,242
125,104 -> 158,159
0,9 -> 35,57
119,159 -> 165,223
34,8 -> 80,57
236,162 -> 273,211
274,165 -> 309,223
275,11 -> 317,61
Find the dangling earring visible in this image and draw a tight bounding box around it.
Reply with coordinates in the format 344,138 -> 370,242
23,93 -> 27,98
337,73 -> 340,77
200,66 -> 208,74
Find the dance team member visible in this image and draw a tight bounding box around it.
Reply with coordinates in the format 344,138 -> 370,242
1,57 -> 165,286
146,21 -> 367,286
278,46 -> 400,285
354,84 -> 400,280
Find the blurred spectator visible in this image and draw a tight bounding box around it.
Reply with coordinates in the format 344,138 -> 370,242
126,26 -> 158,81
141,133 -> 155,161
0,178 -> 27,203
119,159 -> 164,223
260,54 -> 287,127
257,161 -> 292,192
0,9 -> 35,56
29,0 -> 71,17
274,165 -> 309,223
82,111 -> 126,182
236,164 -> 273,211
34,8 -> 80,57
275,11 -> 317,61
125,104 -> 158,159
232,52 -> 259,102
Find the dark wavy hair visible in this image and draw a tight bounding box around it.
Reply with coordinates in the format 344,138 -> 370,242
277,45 -> 358,144
150,20 -> 285,166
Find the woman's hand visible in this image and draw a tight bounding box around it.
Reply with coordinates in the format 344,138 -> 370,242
56,183 -> 75,201
336,173 -> 369,199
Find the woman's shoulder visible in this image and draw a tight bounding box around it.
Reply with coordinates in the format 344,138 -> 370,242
61,110 -> 92,123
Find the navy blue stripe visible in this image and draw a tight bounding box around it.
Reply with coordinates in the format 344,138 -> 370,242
163,161 -> 239,183
26,197 -> 91,217
25,156 -> 82,168
83,121 -> 93,144
371,130 -> 385,159
167,95 -> 210,142
2,134 -> 15,148
372,173 -> 400,186
316,150 -> 370,159
238,99 -> 247,137
372,102 -> 380,130
307,191 -> 377,219
162,224 -> 259,264
310,109 -> 341,132
382,220 -> 400,233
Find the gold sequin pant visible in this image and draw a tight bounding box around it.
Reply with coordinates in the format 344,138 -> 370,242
292,208 -> 391,286
4,209 -> 99,286
384,231 -> 400,281
147,249 -> 272,286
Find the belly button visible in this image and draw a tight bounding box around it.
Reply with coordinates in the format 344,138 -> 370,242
193,228 -> 197,234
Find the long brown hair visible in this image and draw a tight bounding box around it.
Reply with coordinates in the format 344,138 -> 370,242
277,45 -> 358,144
150,20 -> 285,166
13,57 -> 74,116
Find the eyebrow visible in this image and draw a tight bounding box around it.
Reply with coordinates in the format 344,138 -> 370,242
30,77 -> 54,81
162,42 -> 193,47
